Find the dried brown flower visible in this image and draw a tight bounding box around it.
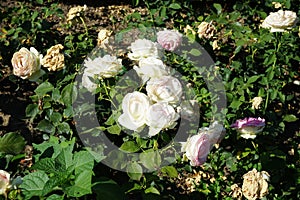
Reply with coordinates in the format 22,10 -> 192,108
42,44 -> 65,71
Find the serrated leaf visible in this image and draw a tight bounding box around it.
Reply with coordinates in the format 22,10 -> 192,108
73,151 -> 94,175
32,158 -> 57,173
120,141 -> 140,153
34,82 -> 54,97
20,171 -> 49,199
0,132 -> 25,154
64,171 -> 92,197
55,144 -> 74,171
127,162 -> 143,181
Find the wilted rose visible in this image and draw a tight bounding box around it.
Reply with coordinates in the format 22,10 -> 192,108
118,91 -> 150,132
134,57 -> 169,83
97,29 -> 112,47
261,10 -> 298,32
197,21 -> 216,39
242,168 -> 270,200
11,47 -> 42,79
157,29 -> 182,51
128,39 -> 160,61
42,44 -> 65,71
146,102 -> 179,137
231,117 -> 265,139
0,170 -> 10,195
146,75 -> 182,105
67,5 -> 87,22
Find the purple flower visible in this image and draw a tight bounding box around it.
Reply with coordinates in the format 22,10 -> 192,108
157,29 -> 182,51
231,117 -> 265,139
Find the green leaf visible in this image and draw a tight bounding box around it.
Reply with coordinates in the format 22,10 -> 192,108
120,141 -> 140,153
169,3 -> 181,10
55,144 -> 74,171
160,166 -> 178,178
64,171 -> 93,197
50,112 -> 62,124
283,114 -> 298,122
247,75 -> 261,84
46,194 -> 64,200
127,162 -> 143,181
73,151 -> 94,175
20,171 -> 49,199
32,158 -> 57,173
36,119 -> 55,134
0,132 -> 25,154
61,83 -> 78,106
189,48 -> 201,56
51,88 -> 61,102
213,3 -> 222,14
145,186 -> 160,195
139,150 -> 161,170
107,124 -> 121,135
34,82 -> 54,97
57,122 -> 71,134
25,104 -> 40,120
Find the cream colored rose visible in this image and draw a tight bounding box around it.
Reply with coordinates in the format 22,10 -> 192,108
242,168 -> 270,200
261,10 -> 298,32
118,91 -> 150,131
11,47 -> 42,79
84,55 -> 122,79
251,97 -> 263,110
134,57 -> 169,83
146,102 -> 179,137
197,21 -> 216,39
97,29 -> 112,47
128,39 -> 160,61
0,170 -> 10,195
146,75 -> 182,105
42,44 -> 65,71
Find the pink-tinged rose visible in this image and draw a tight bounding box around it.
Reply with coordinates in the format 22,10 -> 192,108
181,121 -> 225,166
157,29 -> 182,51
231,117 -> 265,139
11,47 -> 42,79
181,133 -> 211,166
0,170 -> 10,195
146,102 -> 179,137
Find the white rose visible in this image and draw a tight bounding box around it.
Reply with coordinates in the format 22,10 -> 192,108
128,39 -> 160,61
0,170 -> 10,195
134,57 -> 169,83
146,102 -> 179,137
11,47 -> 42,79
84,55 -> 122,79
261,10 -> 298,32
81,71 -> 97,92
118,91 -> 150,131
146,75 -> 182,104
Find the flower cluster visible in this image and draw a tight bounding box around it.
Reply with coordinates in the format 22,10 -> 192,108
118,31 -> 183,137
